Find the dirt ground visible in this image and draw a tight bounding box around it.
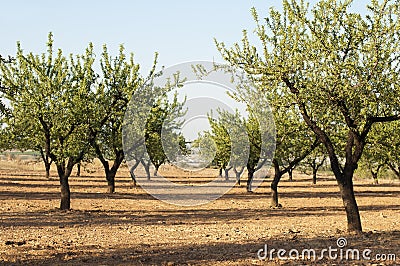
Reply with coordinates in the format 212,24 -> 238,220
0,160 -> 399,265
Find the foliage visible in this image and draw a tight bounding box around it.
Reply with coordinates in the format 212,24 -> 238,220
192,131 -> 217,166
199,107 -> 274,190
122,69 -> 186,180
303,144 -> 328,184
89,44 -> 152,192
362,120 -> 400,180
215,0 -> 400,233
0,33 -> 97,209
145,93 -> 187,176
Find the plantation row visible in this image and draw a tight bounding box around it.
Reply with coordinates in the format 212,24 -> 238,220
0,33 -> 190,210
0,0 -> 400,235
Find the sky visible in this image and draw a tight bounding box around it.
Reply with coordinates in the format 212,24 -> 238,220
0,0 -> 369,141
0,0 -> 368,74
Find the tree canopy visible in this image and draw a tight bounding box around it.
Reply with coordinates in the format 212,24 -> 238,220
0,33 -> 98,209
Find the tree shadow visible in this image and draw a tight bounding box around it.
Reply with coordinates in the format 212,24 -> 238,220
1,202 -> 399,229
2,231 -> 399,265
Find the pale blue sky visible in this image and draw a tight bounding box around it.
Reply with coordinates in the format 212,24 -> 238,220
1,0 -> 367,74
0,0 -> 369,142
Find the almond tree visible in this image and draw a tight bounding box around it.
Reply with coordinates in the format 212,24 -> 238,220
207,112 -> 232,179
144,95 -> 186,178
362,120 -> 400,183
216,0 -> 400,233
0,33 -> 97,210
270,103 -> 319,207
3,108 -> 54,178
207,109 -> 275,193
89,45 -> 157,193
376,121 -> 400,179
212,71 -> 317,204
304,145 -> 328,184
122,72 -> 185,181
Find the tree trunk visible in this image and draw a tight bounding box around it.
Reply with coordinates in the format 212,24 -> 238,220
130,172 -> 137,187
372,172 -> 379,185
92,140 -> 125,193
142,160 -> 151,180
106,170 -> 116,194
288,168 -> 293,181
388,163 -> 400,179
218,168 -> 223,178
270,176 -> 281,208
107,154 -> 124,193
56,162 -> 74,210
247,168 -> 254,192
154,166 -> 159,177
311,157 -> 325,184
60,175 -> 70,210
337,171 -> 362,234
271,161 -> 283,208
234,167 -> 244,185
371,168 -> 379,185
76,163 -> 81,177
96,150 -> 125,193
130,172 -> 137,188
99,159 -> 113,193
145,165 -> 151,180
45,163 -> 51,179
224,168 -> 230,180
312,168 -> 317,184
39,148 -> 52,179
129,160 -> 140,188
370,164 -> 383,185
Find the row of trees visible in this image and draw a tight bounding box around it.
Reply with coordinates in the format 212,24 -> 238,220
194,100 -> 320,208
214,0 -> 400,233
0,33 -> 186,209
361,120 -> 400,183
1,0 -> 399,235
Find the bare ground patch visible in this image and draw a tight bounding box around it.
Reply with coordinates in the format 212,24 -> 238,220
0,160 -> 399,265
